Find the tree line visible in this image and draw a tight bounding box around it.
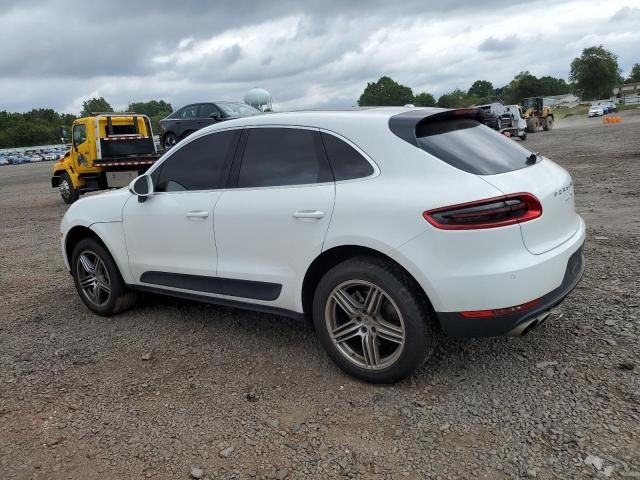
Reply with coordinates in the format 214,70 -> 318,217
0,98 -> 173,149
359,45 -> 639,108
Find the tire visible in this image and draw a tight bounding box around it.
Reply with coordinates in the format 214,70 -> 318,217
526,119 -> 537,133
312,256 -> 438,384
71,238 -> 137,316
162,133 -> 178,150
543,116 -> 554,131
520,132 -> 527,141
59,172 -> 79,204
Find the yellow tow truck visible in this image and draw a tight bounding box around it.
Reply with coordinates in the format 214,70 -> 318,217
51,113 -> 161,204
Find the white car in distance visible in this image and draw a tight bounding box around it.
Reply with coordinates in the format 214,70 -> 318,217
588,105 -> 604,117
59,107 -> 585,383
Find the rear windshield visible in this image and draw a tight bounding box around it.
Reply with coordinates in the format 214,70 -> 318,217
416,118 -> 534,175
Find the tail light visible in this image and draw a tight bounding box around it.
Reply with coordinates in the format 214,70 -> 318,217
423,193 -> 542,230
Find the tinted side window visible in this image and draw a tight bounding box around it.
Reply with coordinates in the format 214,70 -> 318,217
321,132 -> 373,180
155,130 -> 240,192
179,105 -> 199,119
199,104 -> 219,118
238,128 -> 332,188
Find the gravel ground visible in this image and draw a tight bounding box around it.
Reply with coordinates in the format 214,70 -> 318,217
1,111 -> 639,480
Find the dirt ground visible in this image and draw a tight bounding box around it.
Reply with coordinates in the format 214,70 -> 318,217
1,111 -> 639,480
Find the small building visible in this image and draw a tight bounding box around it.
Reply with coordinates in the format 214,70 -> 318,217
543,94 -> 580,108
244,88 -> 273,112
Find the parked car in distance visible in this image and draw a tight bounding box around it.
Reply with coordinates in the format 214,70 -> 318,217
588,105 -> 604,117
159,102 -> 261,149
478,103 -> 508,130
60,107 -> 585,383
500,105 -> 528,140
601,101 -> 617,113
0,156 -> 9,166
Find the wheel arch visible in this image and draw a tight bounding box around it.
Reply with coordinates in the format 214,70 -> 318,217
301,244 -> 437,322
64,223 -> 132,283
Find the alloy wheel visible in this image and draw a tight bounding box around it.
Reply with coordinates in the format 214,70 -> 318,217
76,251 -> 111,307
325,280 -> 406,370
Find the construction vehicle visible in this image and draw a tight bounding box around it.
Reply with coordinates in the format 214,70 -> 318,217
51,113 -> 161,204
520,97 -> 554,133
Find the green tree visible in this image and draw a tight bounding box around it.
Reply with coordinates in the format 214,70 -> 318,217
467,80 -> 494,99
80,97 -> 113,117
569,45 -> 622,99
128,100 -> 174,133
414,92 -> 436,107
0,109 -> 76,148
358,76 -> 414,106
625,63 -> 640,83
436,88 -> 475,108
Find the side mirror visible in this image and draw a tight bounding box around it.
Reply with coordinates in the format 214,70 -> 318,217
59,126 -> 68,142
129,174 -> 153,203
210,112 -> 221,120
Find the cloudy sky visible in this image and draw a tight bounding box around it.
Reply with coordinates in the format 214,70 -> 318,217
0,0 -> 639,114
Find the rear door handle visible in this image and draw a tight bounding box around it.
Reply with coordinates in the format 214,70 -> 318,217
186,210 -> 210,219
292,210 -> 325,219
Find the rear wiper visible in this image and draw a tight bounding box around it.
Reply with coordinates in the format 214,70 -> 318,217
526,152 -> 540,165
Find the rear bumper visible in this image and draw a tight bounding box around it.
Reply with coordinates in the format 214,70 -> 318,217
437,243 -> 585,337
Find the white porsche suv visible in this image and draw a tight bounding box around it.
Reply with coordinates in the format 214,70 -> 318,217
60,107 -> 585,383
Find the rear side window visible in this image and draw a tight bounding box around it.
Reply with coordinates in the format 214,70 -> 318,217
155,130 -> 239,192
321,132 -> 374,180
238,128 -> 332,188
416,118 -> 533,175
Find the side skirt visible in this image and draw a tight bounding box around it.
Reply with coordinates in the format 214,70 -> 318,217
128,284 -> 304,321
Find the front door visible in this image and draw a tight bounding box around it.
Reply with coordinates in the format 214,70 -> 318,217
214,127 -> 335,310
71,122 -> 92,172
123,129 -> 241,288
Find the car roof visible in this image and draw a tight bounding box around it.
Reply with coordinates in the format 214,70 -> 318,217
197,106 -> 446,132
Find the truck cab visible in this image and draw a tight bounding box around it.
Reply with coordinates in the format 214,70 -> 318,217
52,114 -> 161,204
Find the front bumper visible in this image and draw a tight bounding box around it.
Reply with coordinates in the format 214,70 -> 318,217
437,243 -> 585,337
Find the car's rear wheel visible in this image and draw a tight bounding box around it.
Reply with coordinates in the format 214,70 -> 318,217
313,256 -> 438,383
59,172 -> 79,204
71,238 -> 136,316
163,133 -> 178,149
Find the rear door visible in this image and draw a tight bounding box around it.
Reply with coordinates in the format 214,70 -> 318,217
213,127 -> 335,309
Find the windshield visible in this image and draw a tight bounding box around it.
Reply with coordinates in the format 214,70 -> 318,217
218,102 -> 261,117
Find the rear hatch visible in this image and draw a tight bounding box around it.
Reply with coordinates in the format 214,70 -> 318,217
402,109 -> 580,254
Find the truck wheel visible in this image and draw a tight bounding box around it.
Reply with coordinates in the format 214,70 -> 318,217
163,133 -> 178,150
59,172 -> 79,204
526,119 -> 537,133
71,238 -> 137,316
543,116 -> 554,131
312,256 -> 439,383
520,131 -> 527,141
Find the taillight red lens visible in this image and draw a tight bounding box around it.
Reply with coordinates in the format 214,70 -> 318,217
423,193 -> 542,230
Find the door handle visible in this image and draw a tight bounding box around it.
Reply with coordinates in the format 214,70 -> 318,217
292,210 -> 325,219
186,210 -> 210,219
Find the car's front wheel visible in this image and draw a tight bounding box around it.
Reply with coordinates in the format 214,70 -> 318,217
313,256 -> 438,383
71,238 -> 137,316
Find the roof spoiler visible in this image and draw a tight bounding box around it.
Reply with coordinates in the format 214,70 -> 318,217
389,108 -> 483,146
